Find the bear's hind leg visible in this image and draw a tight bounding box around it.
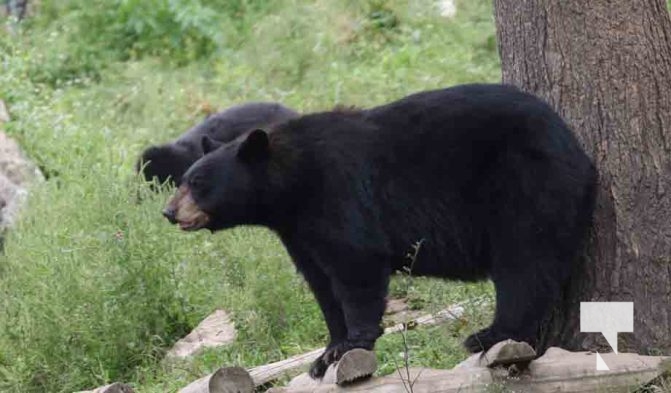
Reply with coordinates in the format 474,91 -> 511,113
464,264 -> 563,353
465,152 -> 580,353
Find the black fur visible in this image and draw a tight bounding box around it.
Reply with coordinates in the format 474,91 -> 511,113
179,84 -> 597,378
136,102 -> 298,186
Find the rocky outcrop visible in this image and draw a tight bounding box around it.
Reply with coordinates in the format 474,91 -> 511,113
0,100 -> 44,248
0,172 -> 26,231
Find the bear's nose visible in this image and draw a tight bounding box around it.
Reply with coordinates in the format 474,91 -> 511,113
162,208 -> 177,224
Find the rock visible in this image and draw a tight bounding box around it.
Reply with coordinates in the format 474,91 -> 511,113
166,309 -> 237,359
0,172 -> 26,231
0,129 -> 43,244
0,131 -> 44,186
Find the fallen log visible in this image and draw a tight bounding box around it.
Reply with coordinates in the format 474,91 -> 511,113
268,347 -> 669,393
178,304 -> 465,393
285,339 -> 535,391
165,309 -> 237,360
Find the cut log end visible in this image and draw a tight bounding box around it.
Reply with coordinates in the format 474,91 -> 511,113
482,339 -> 536,368
209,366 -> 254,393
455,339 -> 537,372
323,348 -> 377,385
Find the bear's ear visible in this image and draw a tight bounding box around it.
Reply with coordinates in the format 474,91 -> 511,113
201,135 -> 223,154
238,129 -> 270,162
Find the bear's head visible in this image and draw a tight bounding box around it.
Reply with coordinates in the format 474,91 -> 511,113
137,102 -> 299,189
162,129 -> 278,231
136,143 -> 198,187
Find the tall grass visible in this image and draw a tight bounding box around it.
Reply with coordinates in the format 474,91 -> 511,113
0,0 -> 500,391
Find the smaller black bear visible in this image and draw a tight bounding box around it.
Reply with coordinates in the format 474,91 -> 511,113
136,102 -> 298,187
163,84 -> 597,379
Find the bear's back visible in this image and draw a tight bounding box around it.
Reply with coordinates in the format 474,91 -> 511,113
176,102 -> 299,147
277,84 -> 586,189
364,84 -> 575,152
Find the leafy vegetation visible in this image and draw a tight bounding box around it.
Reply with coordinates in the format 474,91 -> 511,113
0,0 -> 500,391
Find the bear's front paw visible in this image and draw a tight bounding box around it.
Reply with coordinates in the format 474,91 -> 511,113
309,343 -> 346,379
464,327 -> 538,354
464,327 -> 502,353
309,354 -> 330,380
309,340 -> 374,379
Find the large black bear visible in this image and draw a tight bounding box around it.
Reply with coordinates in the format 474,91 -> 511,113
163,84 -> 597,378
136,102 -> 298,186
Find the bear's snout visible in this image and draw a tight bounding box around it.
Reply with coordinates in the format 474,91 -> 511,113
164,185 -> 210,231
162,207 -> 178,224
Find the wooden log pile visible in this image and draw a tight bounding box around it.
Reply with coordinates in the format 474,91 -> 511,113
72,302 -> 669,393
272,345 -> 669,393
178,340 -> 669,393
178,304 -> 466,393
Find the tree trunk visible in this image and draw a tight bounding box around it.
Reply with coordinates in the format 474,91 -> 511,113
494,0 -> 671,354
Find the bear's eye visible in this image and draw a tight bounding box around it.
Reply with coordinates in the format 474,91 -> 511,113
188,173 -> 208,191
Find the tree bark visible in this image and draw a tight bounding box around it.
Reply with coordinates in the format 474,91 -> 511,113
494,0 -> 671,354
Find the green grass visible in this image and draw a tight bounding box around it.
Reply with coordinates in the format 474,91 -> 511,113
0,0 -> 500,391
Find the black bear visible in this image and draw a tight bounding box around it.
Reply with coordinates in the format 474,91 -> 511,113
163,84 -> 597,378
136,102 -> 298,186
